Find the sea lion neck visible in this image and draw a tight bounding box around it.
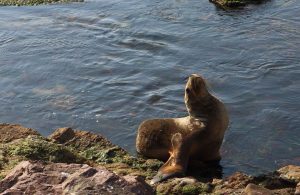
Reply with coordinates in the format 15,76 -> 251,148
185,94 -> 214,118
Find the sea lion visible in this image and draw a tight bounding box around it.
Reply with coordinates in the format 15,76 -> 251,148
136,74 -> 229,184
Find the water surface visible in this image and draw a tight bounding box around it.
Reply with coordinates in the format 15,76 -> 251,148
0,0 -> 299,176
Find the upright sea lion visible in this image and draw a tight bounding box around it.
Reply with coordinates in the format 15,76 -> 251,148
136,74 -> 229,184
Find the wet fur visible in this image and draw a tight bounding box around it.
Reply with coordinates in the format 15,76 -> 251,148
136,74 -> 229,183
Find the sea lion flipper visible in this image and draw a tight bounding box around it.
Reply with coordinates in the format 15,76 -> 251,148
150,168 -> 184,184
171,133 -> 182,152
150,133 -> 186,184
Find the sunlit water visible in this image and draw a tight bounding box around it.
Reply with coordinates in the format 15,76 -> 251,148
0,0 -> 299,176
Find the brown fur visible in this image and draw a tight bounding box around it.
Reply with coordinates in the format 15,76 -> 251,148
136,74 -> 229,183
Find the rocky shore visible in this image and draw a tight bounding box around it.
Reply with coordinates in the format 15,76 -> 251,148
0,123 -> 299,194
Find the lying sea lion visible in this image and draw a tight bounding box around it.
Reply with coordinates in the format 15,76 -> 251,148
136,74 -> 229,184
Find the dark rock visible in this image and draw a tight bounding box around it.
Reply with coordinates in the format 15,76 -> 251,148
253,173 -> 296,190
209,0 -> 267,9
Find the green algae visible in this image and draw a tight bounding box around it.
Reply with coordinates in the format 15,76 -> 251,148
7,136 -> 85,163
156,179 -> 212,195
80,146 -> 127,164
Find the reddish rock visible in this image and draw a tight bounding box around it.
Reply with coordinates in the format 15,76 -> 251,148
0,161 -> 154,195
226,172 -> 253,188
213,172 -> 253,194
0,124 -> 40,143
244,183 -> 272,195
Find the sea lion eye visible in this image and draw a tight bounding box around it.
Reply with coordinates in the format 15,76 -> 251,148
185,88 -> 191,94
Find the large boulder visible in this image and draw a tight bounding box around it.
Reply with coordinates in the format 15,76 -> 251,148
0,161 -> 154,195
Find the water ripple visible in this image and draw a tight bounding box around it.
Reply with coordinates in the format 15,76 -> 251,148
0,0 -> 299,176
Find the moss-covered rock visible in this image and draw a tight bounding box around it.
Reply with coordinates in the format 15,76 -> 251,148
7,136 -> 84,163
46,128 -> 163,180
0,124 -> 39,143
0,123 -> 299,194
156,178 -> 212,195
0,136 -> 85,178
0,0 -> 83,6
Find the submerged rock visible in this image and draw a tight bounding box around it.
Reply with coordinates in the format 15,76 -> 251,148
209,0 -> 267,9
0,123 -> 299,194
0,0 -> 83,6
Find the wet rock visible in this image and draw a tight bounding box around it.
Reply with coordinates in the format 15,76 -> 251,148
0,161 -> 154,195
0,124 -> 40,143
278,165 -> 300,183
209,0 -> 266,9
244,183 -> 272,195
0,0 -> 83,6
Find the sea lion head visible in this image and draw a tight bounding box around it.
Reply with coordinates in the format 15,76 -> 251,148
184,74 -> 209,103
184,74 -> 211,117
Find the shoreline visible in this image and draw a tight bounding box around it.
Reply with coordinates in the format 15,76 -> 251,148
0,123 -> 299,194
